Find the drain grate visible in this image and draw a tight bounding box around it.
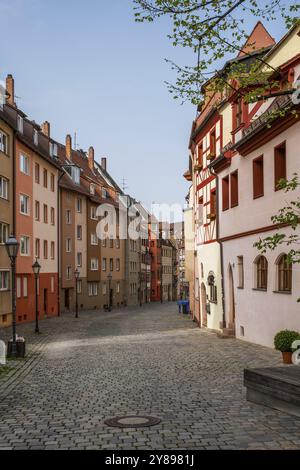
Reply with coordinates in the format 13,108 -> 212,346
105,415 -> 161,428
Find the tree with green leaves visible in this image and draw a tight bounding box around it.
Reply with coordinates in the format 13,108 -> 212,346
133,0 -> 299,106
255,175 -> 300,300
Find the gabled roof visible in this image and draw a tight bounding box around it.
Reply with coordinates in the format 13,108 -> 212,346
238,21 -> 275,57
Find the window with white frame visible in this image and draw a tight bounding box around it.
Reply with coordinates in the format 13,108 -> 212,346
20,236 -> 30,255
0,271 -> 9,291
102,258 -> 107,271
20,153 -> 30,175
0,130 -> 8,153
66,266 -> 72,280
102,283 -> 107,295
91,206 -> 97,220
116,258 -> 120,272
77,225 -> 82,240
20,194 -> 30,215
23,277 -> 28,297
91,258 -> 99,271
116,282 -> 120,294
90,184 -> 95,195
0,176 -> 8,199
88,282 -> 98,296
0,222 -> 9,244
76,198 -> 82,213
91,232 -> 98,245
17,277 -> 21,298
66,210 -> 71,224
33,129 -> 38,146
77,280 -> 82,294
17,115 -> 23,133
71,166 -> 80,185
77,252 -> 82,267
66,238 -> 71,252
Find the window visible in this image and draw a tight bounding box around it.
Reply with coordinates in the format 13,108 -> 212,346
71,166 -> 80,185
90,184 -> 95,195
209,190 -> 216,219
20,154 -> 30,175
102,283 -> 107,295
0,223 -> 9,244
102,258 -> 107,271
0,130 -> 8,153
207,273 -> 217,303
110,258 -> 114,272
102,238 -> 107,248
17,115 -> 23,133
209,129 -> 216,158
88,282 -> 98,296
35,238 -> 40,258
116,282 -> 120,294
253,156 -> 264,199
222,176 -> 229,211
91,206 -> 97,220
51,207 -> 55,225
51,242 -> 55,260
116,237 -> 120,249
91,232 -> 98,245
77,280 -> 82,294
66,210 -> 71,224
43,169 -> 48,188
23,277 -> 28,297
77,198 -> 82,213
66,267 -> 72,280
77,252 -> 82,267
0,176 -> 8,199
35,201 -> 40,221
44,240 -> 48,259
274,142 -> 286,191
0,271 -> 9,291
43,204 -> 48,223
17,277 -> 21,298
20,236 -> 30,255
91,258 -> 99,271
110,239 -> 114,248
20,194 -> 30,215
237,256 -> 244,289
35,163 -> 40,183
50,174 -> 55,192
230,171 -> 239,208
277,254 -> 292,293
116,258 -> 120,272
255,256 -> 268,290
66,238 -> 71,253
235,98 -> 243,128
77,225 -> 82,240
33,129 -> 38,146
102,187 -> 108,199
51,276 -> 55,293
198,142 -> 203,167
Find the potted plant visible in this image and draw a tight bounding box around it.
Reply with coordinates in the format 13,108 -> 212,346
274,330 -> 300,364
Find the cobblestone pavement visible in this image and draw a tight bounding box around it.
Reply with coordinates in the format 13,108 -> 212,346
0,302 -> 300,450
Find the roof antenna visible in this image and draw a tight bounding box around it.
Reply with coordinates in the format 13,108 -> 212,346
74,132 -> 79,150
122,178 -> 128,193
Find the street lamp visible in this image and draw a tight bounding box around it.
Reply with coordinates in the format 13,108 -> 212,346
5,235 -> 20,357
107,272 -> 112,312
74,268 -> 80,319
32,258 -> 41,333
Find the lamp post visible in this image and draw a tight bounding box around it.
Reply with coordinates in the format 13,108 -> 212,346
107,272 -> 112,312
32,258 -> 41,333
74,268 -> 80,319
5,235 -> 20,357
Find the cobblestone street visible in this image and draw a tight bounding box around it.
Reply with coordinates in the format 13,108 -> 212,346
0,302 -> 300,450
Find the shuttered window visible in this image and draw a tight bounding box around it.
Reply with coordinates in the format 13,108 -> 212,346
230,171 -> 239,208
274,142 -> 286,191
253,155 -> 264,199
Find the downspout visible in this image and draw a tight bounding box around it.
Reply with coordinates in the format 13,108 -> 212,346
211,166 -> 226,329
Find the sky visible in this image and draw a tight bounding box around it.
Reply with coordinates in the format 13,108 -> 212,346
0,0 -> 292,220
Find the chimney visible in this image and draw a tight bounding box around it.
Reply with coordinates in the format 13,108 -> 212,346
6,74 -> 15,107
101,157 -> 107,171
41,121 -> 50,138
66,134 -> 72,160
88,146 -> 94,170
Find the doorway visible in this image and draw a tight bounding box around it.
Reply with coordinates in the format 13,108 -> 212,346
43,289 -> 48,317
64,289 -> 70,311
201,283 -> 207,327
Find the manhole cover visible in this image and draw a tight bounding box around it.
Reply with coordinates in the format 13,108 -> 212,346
105,415 -> 161,428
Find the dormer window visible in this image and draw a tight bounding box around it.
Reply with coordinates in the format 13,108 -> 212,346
33,129 -> 38,146
17,115 -> 23,134
102,187 -> 108,199
0,130 -> 8,154
90,184 -> 95,195
71,166 -> 80,185
49,142 -> 58,158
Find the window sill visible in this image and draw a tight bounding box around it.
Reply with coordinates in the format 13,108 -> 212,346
252,288 -> 267,292
273,290 -> 292,295
237,286 -> 244,289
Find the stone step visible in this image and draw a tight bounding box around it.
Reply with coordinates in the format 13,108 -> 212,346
244,366 -> 300,417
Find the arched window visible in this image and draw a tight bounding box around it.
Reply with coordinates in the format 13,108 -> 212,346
255,256 -> 268,290
207,272 -> 217,303
277,254 -> 292,293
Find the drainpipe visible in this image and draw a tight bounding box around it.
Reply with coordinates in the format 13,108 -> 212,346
211,166 -> 226,329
